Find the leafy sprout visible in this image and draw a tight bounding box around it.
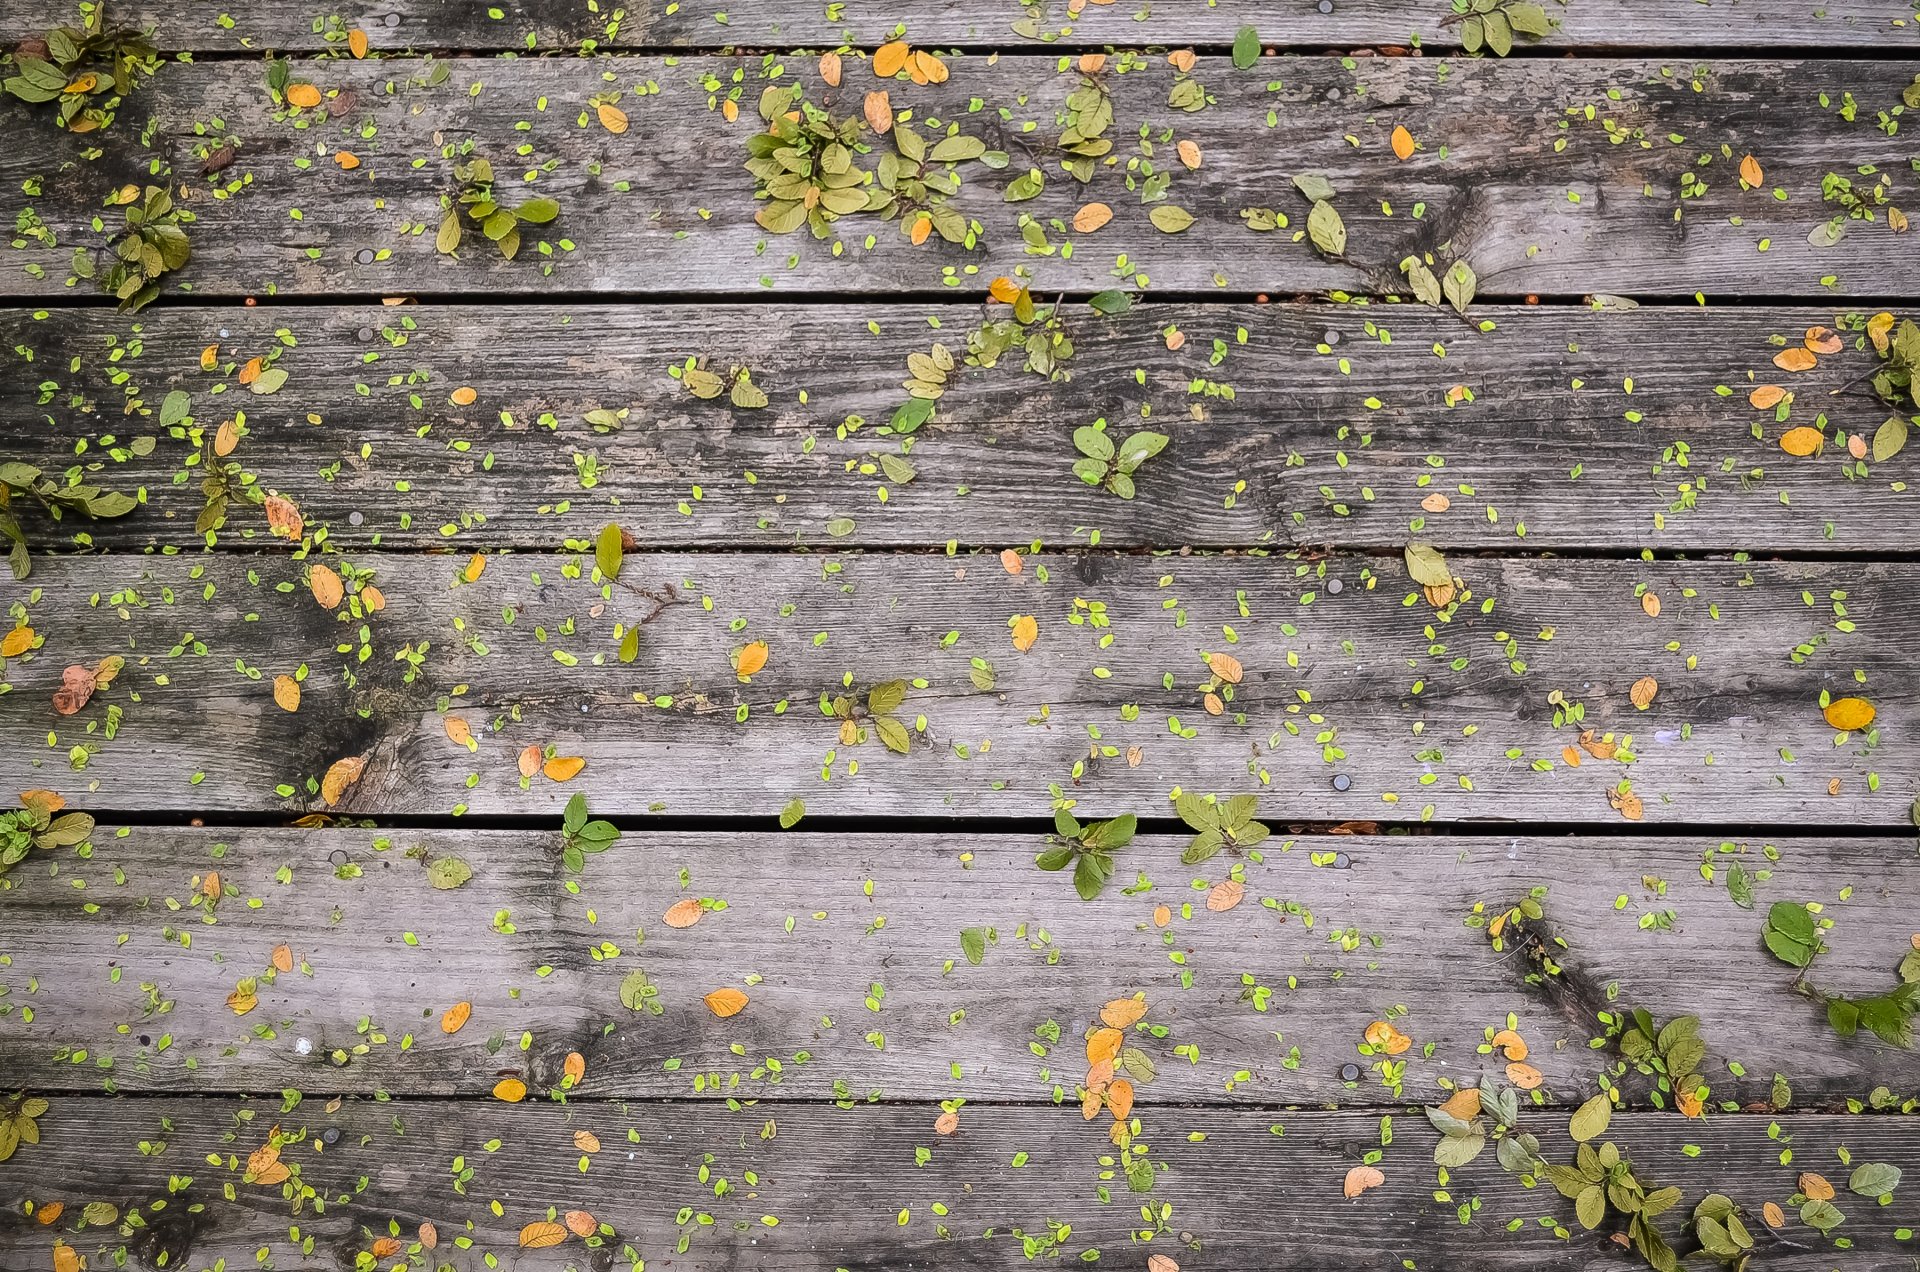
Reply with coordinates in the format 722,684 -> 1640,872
437,159 -> 561,262
1,6 -> 158,133
1036,810 -> 1137,900
745,84 -> 870,238
76,184 -> 192,313
1761,899 -> 1919,1047
560,794 -> 619,874
0,1094 -> 50,1162
1174,792 -> 1268,864
1447,0 -> 1557,57
0,461 -> 138,580
1071,422 -> 1168,500
1,796 -> 94,879
828,680 -> 913,754
1546,1139 -> 1682,1271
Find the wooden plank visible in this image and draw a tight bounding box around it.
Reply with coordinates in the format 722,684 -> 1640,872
5,826 -> 1917,1105
4,1 -> 1910,53
3,552 -> 1912,824
6,301 -> 1911,555
4,56 -> 1915,302
2,1097 -> 1916,1271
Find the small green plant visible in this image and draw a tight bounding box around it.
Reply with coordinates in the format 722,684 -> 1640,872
560,793 -> 619,873
1763,899 -> 1919,1047
0,1094 -> 50,1161
1036,810 -> 1137,900
1446,0 -> 1557,56
74,184 -> 192,313
0,462 -> 137,580
827,680 -> 914,754
1690,1194 -> 1756,1268
744,84 -> 870,238
618,968 -> 664,1016
1071,421 -> 1168,500
1175,792 -> 1268,864
2,795 -> 95,879
1546,1139 -> 1681,1271
2,7 -> 158,133
437,159 -> 560,261
1615,1009 -> 1709,1114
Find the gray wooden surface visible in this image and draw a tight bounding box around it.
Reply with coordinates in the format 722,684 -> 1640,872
3,57 -> 1915,301
7,301 -> 1911,554
5,551 -> 1912,823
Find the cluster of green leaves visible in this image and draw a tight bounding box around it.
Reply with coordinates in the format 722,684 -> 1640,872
1237,172 -> 1341,253
874,121 -> 991,246
1425,1082 -> 1542,1174
827,679 -> 913,754
1176,793 -> 1268,864
1689,1194 -> 1755,1268
1617,1010 -> 1709,1111
619,967 -> 664,1016
155,389 -> 258,536
437,159 -> 560,261
1451,0 -> 1557,56
77,185 -> 191,313
1036,810 -> 1137,900
1546,1135 -> 1681,1271
1764,899 -> 1919,1046
0,461 -> 137,580
888,292 -> 1078,434
1867,317 -> 1918,463
745,85 -> 869,237
1058,72 -> 1114,183
1400,253 -> 1478,317
560,793 -> 620,873
677,358 -> 768,409
1,9 -> 157,132
0,1094 -> 49,1162
1071,421 -> 1168,499
1,798 -> 94,879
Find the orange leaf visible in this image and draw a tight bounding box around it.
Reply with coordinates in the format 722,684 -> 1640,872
1629,676 -> 1658,710
1505,1061 -> 1543,1090
1772,347 -> 1817,373
1641,592 -> 1661,618
1491,1028 -> 1528,1061
1010,614 -> 1038,652
1206,879 -> 1244,912
347,28 -> 368,58
988,276 -> 1023,304
564,1210 -> 598,1237
1823,697 -> 1875,731
910,51 -> 948,85
518,1221 -> 568,1249
1738,153 -> 1763,187
310,564 -> 345,609
271,672 -> 301,712
1804,325 -> 1842,355
933,1110 -> 959,1135
517,744 -> 543,778
264,495 -> 304,540
908,213 -> 931,245
200,343 -> 220,370
1176,139 -> 1202,170
361,585 -> 386,613
999,548 -> 1024,574
563,1052 -> 587,1087
704,987 -> 749,1018
320,754 -> 367,806
819,52 -> 842,87
873,40 -> 910,78
334,150 -> 360,170
1779,426 -> 1825,457
864,90 -> 893,135
1107,1076 -> 1135,1121
444,716 -> 475,749
543,755 -> 586,782
227,980 -> 258,1015
1086,1026 -> 1123,1066
1439,1087 -> 1482,1121
597,103 -> 629,134
286,83 -> 322,109
1343,1164 -> 1386,1198
20,790 -> 65,818
664,897 -> 705,928
1390,124 -> 1415,160
271,944 -> 294,973
1100,997 -> 1147,1029
1206,651 -> 1243,684
419,1222 -> 438,1249
462,554 -> 487,582
36,1202 -> 64,1225
441,1001 -> 472,1034
1167,48 -> 1196,72
53,1245 -> 79,1272
493,1077 -> 527,1103
1073,203 -> 1113,234
213,419 -> 239,457
370,1238 -> 402,1259
1,626 -> 35,657
734,640 -> 769,679
1748,384 -> 1785,409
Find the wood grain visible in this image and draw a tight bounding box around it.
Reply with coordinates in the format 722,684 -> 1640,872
6,301 -> 1910,554
3,57 -> 1914,301
2,1097 -> 1916,1271
5,826 -> 1917,1105
4,0 -> 1911,53
4,552 -> 1912,824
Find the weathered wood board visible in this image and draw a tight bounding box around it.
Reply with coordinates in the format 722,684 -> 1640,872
3,552 -> 1910,823
4,56 -> 1915,302
5,301 -> 1910,554
2,1098 -> 1916,1271
5,0 -> 1914,53
5,826 -> 1918,1105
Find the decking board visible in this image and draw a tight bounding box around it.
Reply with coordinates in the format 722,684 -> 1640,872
4,56 -> 1915,302
6,301 -> 1911,554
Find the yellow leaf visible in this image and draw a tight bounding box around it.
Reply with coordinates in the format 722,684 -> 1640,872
873,40 -> 911,78
1,626 -> 34,657
1823,697 -> 1875,731
1390,124 -> 1415,160
227,979 -> 258,1015
286,83 -> 322,109
272,674 -> 301,713
493,1077 -> 527,1103
543,755 -> 585,782
1868,311 -> 1897,353
200,343 -> 219,370
1100,997 -> 1147,1028
1779,426 -> 1825,457
1011,614 -> 1038,652
596,103 -> 629,134
704,987 -> 749,1018
1739,153 -> 1763,187
734,640 -> 769,679
988,276 -> 1023,304
441,1001 -> 472,1034
518,1221 -> 568,1249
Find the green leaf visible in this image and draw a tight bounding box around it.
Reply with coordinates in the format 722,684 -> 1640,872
426,856 -> 473,889
1180,827 -> 1224,864
1725,859 -> 1754,908
1462,15 -> 1485,53
1087,290 -> 1132,315
868,679 -> 908,716
160,389 -> 194,428
514,197 -> 560,224
1506,2 -> 1555,37
435,211 -> 462,255
1568,1093 -> 1612,1143
1073,425 -> 1115,462
1799,1198 -> 1845,1233
778,797 -> 805,829
618,968 -> 658,1013
1004,169 -> 1045,202
1292,173 -> 1337,203
1401,256 -> 1442,307
1404,541 -> 1452,587
618,627 -> 639,664
1849,1162 -> 1901,1199
250,367 -> 289,396
730,375 -> 768,410
960,926 -> 988,966
1575,1184 -> 1606,1230
1762,900 -> 1818,967
1483,9 -> 1514,56
1115,431 -> 1169,475
1443,260 -> 1477,316
1034,844 -> 1074,872
1149,205 -> 1194,234
1434,1132 -> 1486,1169
929,135 -> 986,164
890,398 -> 934,434
1307,199 -> 1346,257
874,714 -> 911,754
595,523 -> 623,581
563,793 -> 588,835
1081,814 -> 1137,852
1873,416 -> 1909,463
1231,25 -> 1261,69
1071,851 -> 1110,901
